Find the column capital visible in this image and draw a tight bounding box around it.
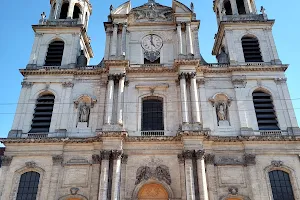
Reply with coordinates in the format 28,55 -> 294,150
101,150 -> 111,160
195,150 -> 205,160
108,74 -> 115,81
204,154 -> 215,165
185,22 -> 191,26
177,153 -> 185,163
178,72 -> 186,80
113,23 -> 119,28
92,154 -> 101,164
112,150 -> 123,160
189,72 -> 197,79
183,150 -> 194,160
1,156 -> 13,167
177,22 -> 182,27
52,155 -> 63,166
122,23 -> 127,28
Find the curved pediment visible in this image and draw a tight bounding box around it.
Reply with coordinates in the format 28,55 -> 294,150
172,0 -> 193,14
111,1 -> 132,15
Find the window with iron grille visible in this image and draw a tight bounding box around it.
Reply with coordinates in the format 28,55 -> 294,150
142,97 -> 164,131
269,170 -> 295,200
29,94 -> 55,133
44,41 -> 64,66
16,172 -> 40,200
253,91 -> 279,130
242,36 -> 263,62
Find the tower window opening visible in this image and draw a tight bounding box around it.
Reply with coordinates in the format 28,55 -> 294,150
236,0 -> 246,14
252,91 -> 279,130
29,94 -> 55,133
59,3 -> 69,19
242,36 -> 263,62
16,172 -> 40,200
224,0 -> 233,15
142,97 -> 164,131
45,41 -> 64,66
269,170 -> 295,200
73,5 -> 81,19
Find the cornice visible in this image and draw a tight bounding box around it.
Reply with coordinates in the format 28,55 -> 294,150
174,59 -> 201,69
127,66 -> 176,73
20,68 -> 106,76
104,60 -> 130,69
197,65 -> 288,73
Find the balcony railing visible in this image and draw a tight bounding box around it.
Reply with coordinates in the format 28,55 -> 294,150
222,14 -> 266,22
27,133 -> 49,139
39,19 -> 81,26
259,130 -> 282,137
141,131 -> 165,137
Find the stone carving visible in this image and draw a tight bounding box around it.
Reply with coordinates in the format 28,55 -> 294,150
1,156 -> 13,166
217,47 -> 229,64
260,6 -> 266,15
78,103 -> 90,123
121,154 -> 128,164
244,154 -> 256,166
52,155 -> 63,165
217,102 -> 228,121
65,157 -> 90,165
144,50 -> 160,63
216,156 -> 243,165
25,161 -> 37,168
39,12 -> 47,25
195,150 -> 205,160
112,150 -> 123,160
21,81 -> 33,88
228,186 -> 238,195
70,187 -> 79,195
274,77 -> 287,85
135,165 -> 171,185
177,153 -> 185,164
101,150 -> 111,160
232,75 -> 247,88
204,154 -> 215,165
183,150 -> 194,160
62,82 -> 74,88
209,94 -> 232,126
92,154 -> 101,164
271,160 -> 283,167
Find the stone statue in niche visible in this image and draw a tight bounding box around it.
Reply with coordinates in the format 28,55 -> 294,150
216,102 -> 230,126
79,103 -> 90,123
216,47 -> 229,64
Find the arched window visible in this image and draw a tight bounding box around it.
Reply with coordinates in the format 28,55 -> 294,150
142,97 -> 164,131
59,3 -> 69,19
242,36 -> 263,62
16,171 -> 40,200
253,91 -> 279,130
224,0 -> 233,15
73,4 -> 81,19
30,94 -> 55,133
236,0 -> 246,14
45,40 -> 64,66
269,170 -> 295,200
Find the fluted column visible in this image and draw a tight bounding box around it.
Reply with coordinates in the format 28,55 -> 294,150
121,24 -> 127,56
177,23 -> 183,55
111,150 -> 123,200
90,155 -> 101,200
105,75 -> 115,124
179,73 -> 189,124
186,22 -> 194,55
195,150 -> 209,200
110,23 -> 118,57
183,150 -> 196,200
98,150 -> 111,200
178,154 -> 187,200
0,156 -> 13,199
120,155 -> 128,200
190,73 -> 201,124
205,154 -> 217,200
47,155 -> 63,200
117,74 -> 125,125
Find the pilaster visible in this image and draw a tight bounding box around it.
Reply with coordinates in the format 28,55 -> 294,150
183,150 -> 196,200
90,154 -> 101,200
120,155 -> 128,200
47,155 -> 63,200
111,150 -> 123,200
178,153 -> 187,200
204,154 -> 217,200
98,150 -> 111,200
195,150 -> 209,200
0,156 -> 13,199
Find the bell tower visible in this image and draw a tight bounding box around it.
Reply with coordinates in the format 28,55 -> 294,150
212,0 -> 281,65
27,0 -> 93,69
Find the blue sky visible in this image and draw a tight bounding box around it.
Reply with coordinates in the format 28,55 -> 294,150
0,0 -> 299,138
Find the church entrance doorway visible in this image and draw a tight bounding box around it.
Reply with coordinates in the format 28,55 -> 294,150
138,183 -> 169,200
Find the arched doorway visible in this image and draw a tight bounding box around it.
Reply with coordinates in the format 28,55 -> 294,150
138,183 -> 169,200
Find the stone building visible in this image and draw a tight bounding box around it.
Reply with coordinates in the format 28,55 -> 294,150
0,0 -> 299,199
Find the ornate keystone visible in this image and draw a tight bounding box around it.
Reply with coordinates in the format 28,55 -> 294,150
101,150 -> 111,160
25,161 -> 37,168
62,82 -> 74,88
228,186 -> 238,195
52,155 -> 63,165
204,154 -> 215,165
92,154 -> 101,164
1,156 -> 13,166
271,160 -> 283,167
70,187 -> 79,195
244,154 -> 256,166
112,150 -> 123,160
195,150 -> 205,160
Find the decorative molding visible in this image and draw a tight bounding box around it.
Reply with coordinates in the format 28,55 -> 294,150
1,156 -> 13,166
244,154 -> 256,166
25,161 -> 37,168
101,150 -> 111,160
232,75 -> 247,88
215,156 -> 243,166
62,82 -> 74,88
228,186 -> 238,195
70,187 -> 79,195
197,78 -> 205,86
135,165 -> 171,185
271,160 -> 284,167
21,81 -> 33,88
112,150 -> 123,160
177,153 -> 185,164
204,154 -> 215,165
183,150 -> 194,160
195,150 -> 205,160
92,154 -> 101,164
52,155 -> 63,166
121,154 -> 128,164
274,77 -> 287,85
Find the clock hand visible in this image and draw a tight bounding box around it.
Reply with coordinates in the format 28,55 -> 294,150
150,35 -> 155,47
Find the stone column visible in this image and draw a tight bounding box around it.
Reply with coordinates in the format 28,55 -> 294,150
90,155 -> 101,200
105,75 -> 115,124
98,150 -> 111,200
195,150 -> 209,200
117,74 -> 125,125
110,23 -> 118,57
120,155 -> 128,200
229,0 -> 238,15
178,154 -> 187,200
190,73 -> 201,124
205,154 -> 217,200
54,0 -> 63,19
0,156 -> 13,199
179,73 -> 189,124
186,22 -> 194,55
177,23 -> 183,55
47,155 -> 63,200
111,150 -> 123,200
243,0 -> 250,14
183,150 -> 196,200
67,1 -> 75,18
121,24 -> 127,57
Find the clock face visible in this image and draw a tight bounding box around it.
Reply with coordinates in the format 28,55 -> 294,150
142,34 -> 163,52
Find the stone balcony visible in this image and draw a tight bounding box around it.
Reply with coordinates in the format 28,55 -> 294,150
221,14 -> 267,22
38,18 -> 83,27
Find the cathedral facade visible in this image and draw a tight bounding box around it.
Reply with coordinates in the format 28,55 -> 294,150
0,0 -> 300,200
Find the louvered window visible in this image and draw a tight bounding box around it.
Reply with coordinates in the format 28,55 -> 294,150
224,0 -> 233,15
142,97 -> 164,131
16,172 -> 40,200
269,170 -> 295,200
253,91 -> 279,130
59,3 -> 69,19
29,94 -> 55,133
236,0 -> 246,14
44,41 -> 64,66
242,36 -> 263,62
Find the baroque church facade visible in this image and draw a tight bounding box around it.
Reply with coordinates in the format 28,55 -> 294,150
1,0 -> 300,199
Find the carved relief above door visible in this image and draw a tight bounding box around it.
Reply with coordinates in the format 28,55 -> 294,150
138,183 -> 168,200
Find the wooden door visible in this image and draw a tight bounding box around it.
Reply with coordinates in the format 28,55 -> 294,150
138,183 -> 168,200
